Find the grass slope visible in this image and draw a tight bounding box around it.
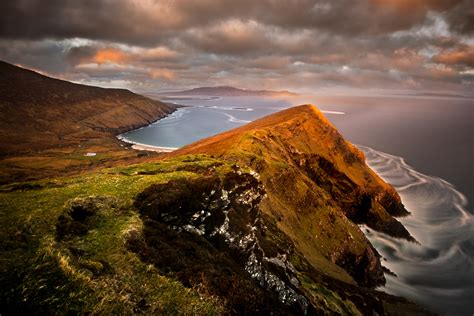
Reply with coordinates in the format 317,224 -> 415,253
0,60 -> 176,184
0,155 -> 428,315
0,156 -> 229,314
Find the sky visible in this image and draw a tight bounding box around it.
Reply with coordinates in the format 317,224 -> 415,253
0,0 -> 473,95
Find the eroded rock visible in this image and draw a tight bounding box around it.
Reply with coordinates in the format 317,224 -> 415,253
132,169 -> 314,314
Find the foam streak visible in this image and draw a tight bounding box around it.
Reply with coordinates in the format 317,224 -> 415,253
358,145 -> 474,315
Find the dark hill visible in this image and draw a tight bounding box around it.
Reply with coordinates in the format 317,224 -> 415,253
0,61 -> 175,153
0,61 -> 175,182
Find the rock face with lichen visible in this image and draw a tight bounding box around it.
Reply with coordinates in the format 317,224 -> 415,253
127,156 -> 423,314
131,168 -> 314,314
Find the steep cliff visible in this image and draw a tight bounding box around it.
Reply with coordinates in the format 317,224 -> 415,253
0,155 -> 426,315
0,68 -> 428,314
169,104 -> 413,287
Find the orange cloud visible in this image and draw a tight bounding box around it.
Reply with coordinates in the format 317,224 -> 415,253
392,48 -> 425,71
433,47 -> 474,67
370,0 -> 460,13
428,65 -> 457,79
137,47 -> 178,61
371,0 -> 417,11
94,48 -> 128,64
149,69 -> 176,80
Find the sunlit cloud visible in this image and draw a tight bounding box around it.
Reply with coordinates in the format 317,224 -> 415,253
149,68 -> 176,80
94,48 -> 128,64
433,46 -> 474,67
0,0 -> 472,95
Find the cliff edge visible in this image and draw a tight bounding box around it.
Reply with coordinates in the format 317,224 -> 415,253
170,104 -> 414,287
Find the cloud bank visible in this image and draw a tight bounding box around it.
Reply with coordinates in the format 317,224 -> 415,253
0,0 -> 472,94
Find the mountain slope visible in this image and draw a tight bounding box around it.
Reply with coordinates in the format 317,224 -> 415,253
169,104 -> 413,286
0,61 -> 175,153
166,85 -> 297,97
0,61 -> 175,183
0,155 -> 427,315
0,103 -> 429,314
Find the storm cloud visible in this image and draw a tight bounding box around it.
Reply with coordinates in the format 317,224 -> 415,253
0,0 -> 472,94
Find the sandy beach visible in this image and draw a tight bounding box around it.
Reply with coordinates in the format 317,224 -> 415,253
117,134 -> 178,152
131,143 -> 177,152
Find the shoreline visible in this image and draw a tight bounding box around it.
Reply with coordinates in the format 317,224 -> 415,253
116,106 -> 183,153
117,135 -> 178,153
117,105 -> 346,153
131,143 -> 178,152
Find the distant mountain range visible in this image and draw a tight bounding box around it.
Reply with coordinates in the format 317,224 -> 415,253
165,85 -> 298,97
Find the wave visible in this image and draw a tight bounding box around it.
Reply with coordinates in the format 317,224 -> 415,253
162,96 -> 222,101
158,108 -> 189,122
196,105 -> 254,112
321,110 -> 345,115
358,145 -> 474,315
221,112 -> 252,124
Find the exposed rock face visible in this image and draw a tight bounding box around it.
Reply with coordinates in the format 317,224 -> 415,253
132,168 -> 314,314
129,161 -> 427,314
295,152 -> 413,243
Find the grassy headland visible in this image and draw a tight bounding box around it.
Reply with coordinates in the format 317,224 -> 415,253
0,62 -> 430,314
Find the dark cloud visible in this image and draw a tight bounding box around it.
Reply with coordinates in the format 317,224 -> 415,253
0,0 -> 472,94
0,39 -> 69,75
0,0 -> 175,45
1,0 -> 470,44
444,0 -> 474,35
66,45 -> 97,65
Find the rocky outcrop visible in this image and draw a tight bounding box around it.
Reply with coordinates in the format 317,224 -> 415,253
128,161 -> 427,314
131,167 -> 314,314
295,152 -> 413,241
